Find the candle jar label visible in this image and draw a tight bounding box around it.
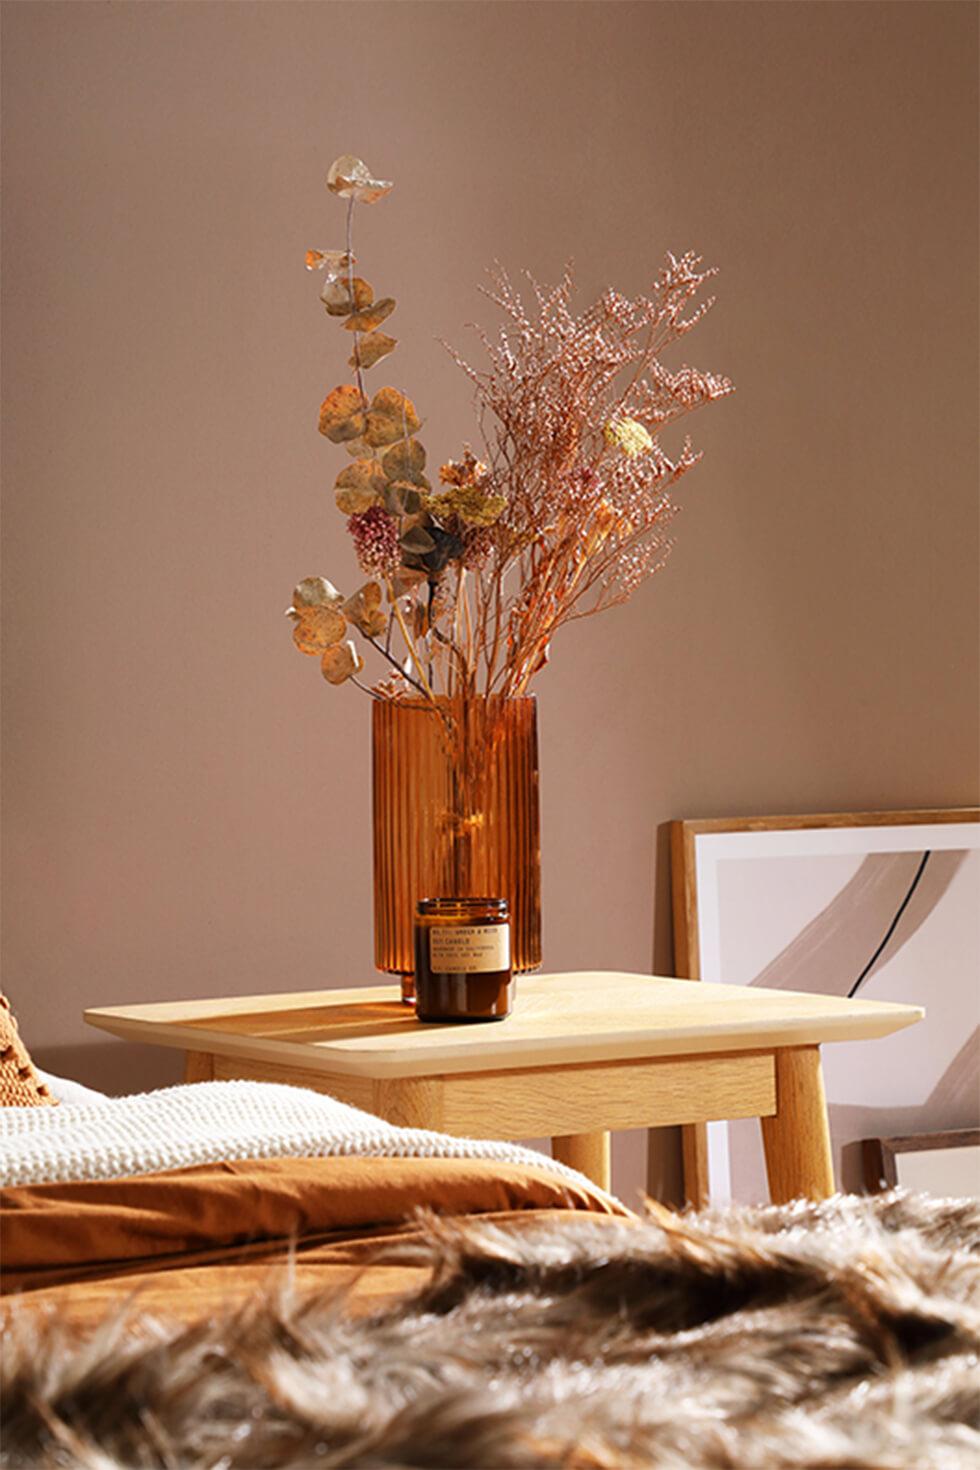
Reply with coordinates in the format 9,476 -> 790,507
429,924 -> 511,974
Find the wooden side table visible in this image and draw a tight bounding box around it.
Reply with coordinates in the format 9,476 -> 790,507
86,972 -> 921,1200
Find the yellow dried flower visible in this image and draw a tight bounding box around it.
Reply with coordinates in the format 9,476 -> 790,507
427,449 -> 505,526
424,484 -> 507,527
603,415 -> 653,458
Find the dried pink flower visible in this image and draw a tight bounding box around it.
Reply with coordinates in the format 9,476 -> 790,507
347,505 -> 400,576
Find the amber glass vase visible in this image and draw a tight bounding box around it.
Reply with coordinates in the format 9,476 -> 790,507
372,694 -> 541,999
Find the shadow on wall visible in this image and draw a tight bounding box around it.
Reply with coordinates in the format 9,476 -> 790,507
33,1042 -> 182,1097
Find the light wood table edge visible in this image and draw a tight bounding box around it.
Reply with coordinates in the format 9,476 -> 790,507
84,1004 -> 922,1080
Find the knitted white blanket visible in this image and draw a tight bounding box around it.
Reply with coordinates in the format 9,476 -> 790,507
0,1080 -> 602,1197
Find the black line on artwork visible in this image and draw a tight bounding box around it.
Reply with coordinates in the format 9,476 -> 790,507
847,851 -> 931,999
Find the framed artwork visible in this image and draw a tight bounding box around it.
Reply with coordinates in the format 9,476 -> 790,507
670,810 -> 980,1204
863,1128 -> 980,1198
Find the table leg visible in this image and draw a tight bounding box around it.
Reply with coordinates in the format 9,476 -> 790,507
682,1122 -> 710,1208
552,1131 -> 611,1191
760,1046 -> 834,1203
184,1051 -> 214,1083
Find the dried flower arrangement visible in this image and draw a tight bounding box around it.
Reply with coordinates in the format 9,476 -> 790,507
288,155 -> 734,713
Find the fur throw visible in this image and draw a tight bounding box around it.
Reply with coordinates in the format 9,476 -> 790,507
3,1191 -> 978,1469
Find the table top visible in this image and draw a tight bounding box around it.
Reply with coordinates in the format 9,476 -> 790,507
85,972 -> 922,1080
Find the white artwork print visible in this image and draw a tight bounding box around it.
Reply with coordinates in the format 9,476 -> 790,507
694,823 -> 980,1201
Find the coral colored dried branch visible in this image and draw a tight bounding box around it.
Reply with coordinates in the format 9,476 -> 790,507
445,256 -> 733,695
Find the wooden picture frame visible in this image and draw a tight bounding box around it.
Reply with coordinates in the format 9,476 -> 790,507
862,1128 -> 980,1196
670,809 -> 980,1206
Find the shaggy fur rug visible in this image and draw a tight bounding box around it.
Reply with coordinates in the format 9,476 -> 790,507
3,1191 -> 978,1469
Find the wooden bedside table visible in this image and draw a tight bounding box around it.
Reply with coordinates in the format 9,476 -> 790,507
85,972 -> 921,1200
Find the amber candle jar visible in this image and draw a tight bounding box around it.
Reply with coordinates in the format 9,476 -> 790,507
413,898 -> 512,1023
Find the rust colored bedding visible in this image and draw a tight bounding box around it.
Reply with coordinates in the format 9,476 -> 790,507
1,1154 -> 627,1330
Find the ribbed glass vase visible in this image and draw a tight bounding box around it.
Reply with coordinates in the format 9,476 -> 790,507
372,694 -> 541,999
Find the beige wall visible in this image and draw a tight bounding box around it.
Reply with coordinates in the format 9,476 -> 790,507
3,1 -> 977,1203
